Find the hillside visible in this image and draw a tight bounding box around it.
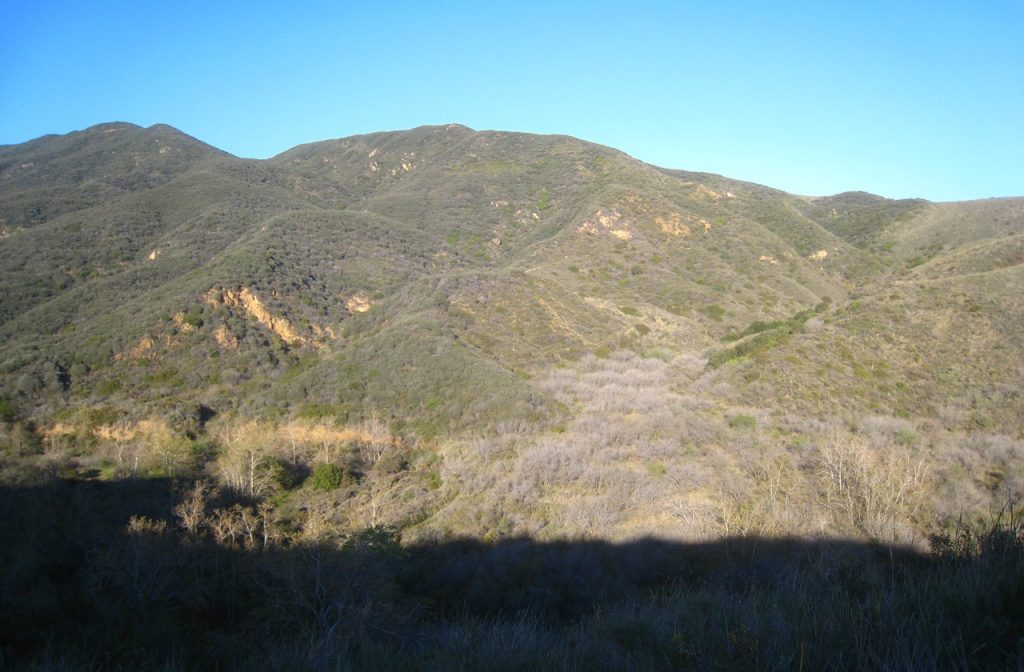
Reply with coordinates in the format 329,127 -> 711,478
2,125 -> 1023,523
2,121 -> 1024,669
1,120 -> 1020,458
2,123 -> 1021,435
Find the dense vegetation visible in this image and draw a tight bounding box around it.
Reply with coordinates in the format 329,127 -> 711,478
2,122 -> 1023,668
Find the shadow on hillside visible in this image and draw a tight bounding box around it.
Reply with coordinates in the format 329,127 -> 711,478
1,477 -> 1018,671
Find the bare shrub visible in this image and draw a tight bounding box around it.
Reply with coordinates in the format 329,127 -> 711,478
357,414 -> 390,465
671,352 -> 708,378
668,497 -> 717,537
215,420 -> 276,497
816,431 -> 931,542
174,481 -> 213,537
781,413 -> 836,436
856,414 -> 915,440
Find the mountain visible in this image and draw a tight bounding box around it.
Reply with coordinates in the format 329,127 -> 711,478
3,122 -> 1023,670
1,121 -> 1022,534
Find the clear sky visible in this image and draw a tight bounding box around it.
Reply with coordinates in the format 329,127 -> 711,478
1,1 -> 1021,201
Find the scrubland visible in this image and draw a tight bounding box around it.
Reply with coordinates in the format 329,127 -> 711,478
2,123 -> 1023,669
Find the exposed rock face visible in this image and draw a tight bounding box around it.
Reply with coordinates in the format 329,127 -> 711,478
695,184 -> 722,200
173,312 -> 196,333
514,208 -> 541,225
214,324 -> 239,350
115,334 -> 173,361
581,202 -> 710,241
657,212 -> 692,237
578,207 -> 625,236
346,292 -> 373,314
808,249 -> 829,262
311,324 -> 336,340
206,287 -> 307,345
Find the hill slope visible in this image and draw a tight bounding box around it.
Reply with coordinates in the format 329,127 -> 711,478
1,122 -> 1022,546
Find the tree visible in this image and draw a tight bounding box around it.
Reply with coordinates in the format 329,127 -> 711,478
215,420 -> 275,497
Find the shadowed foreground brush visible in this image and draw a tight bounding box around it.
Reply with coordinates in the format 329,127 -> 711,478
1,480 -> 1022,671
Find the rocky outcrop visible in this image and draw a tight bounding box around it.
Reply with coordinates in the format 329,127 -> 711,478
657,212 -> 692,237
578,207 -> 627,237
206,287 -> 307,346
346,292 -> 373,314
115,334 -> 175,361
173,312 -> 197,333
214,324 -> 239,350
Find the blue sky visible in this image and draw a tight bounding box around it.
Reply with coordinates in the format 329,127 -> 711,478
1,1 -> 1021,201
